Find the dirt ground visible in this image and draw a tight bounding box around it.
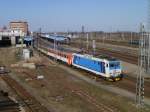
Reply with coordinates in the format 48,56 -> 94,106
0,47 -> 150,112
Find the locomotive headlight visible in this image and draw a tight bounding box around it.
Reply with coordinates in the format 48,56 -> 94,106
106,74 -> 110,77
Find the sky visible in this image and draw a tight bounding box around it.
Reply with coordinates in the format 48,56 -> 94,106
0,0 -> 148,32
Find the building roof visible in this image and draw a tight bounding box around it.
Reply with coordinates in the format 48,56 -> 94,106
10,21 -> 27,23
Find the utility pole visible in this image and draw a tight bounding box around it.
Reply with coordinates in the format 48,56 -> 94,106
121,32 -> 125,41
20,31 -> 24,59
21,31 -> 24,49
82,25 -> 84,33
21,32 -> 24,49
81,25 -> 84,52
92,40 -> 96,56
136,1 -> 150,107
130,32 -> 133,46
103,32 -> 105,44
86,33 -> 89,53
136,24 -> 145,107
37,28 -> 41,55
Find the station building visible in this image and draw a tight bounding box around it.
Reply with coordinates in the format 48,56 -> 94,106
10,21 -> 28,35
0,21 -> 29,46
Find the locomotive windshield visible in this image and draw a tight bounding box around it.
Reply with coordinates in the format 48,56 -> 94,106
109,61 -> 120,69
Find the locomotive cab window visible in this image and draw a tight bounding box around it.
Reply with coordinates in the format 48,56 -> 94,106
110,64 -> 115,67
109,62 -> 120,69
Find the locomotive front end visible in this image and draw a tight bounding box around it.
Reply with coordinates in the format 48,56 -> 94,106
108,61 -> 122,81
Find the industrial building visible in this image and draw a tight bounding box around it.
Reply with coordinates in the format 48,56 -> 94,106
0,21 -> 28,46
10,21 -> 28,35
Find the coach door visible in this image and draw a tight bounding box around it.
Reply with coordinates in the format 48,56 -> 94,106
101,62 -> 105,73
104,62 -> 110,75
68,54 -> 72,65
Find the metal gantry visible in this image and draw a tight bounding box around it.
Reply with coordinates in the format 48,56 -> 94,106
136,24 -> 148,107
147,0 -> 150,74
136,2 -> 150,105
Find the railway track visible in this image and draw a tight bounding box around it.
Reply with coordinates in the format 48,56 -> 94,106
73,67 -> 150,98
25,46 -> 150,111
36,39 -> 150,107
36,40 -> 147,98
37,66 -> 119,112
14,52 -> 119,112
0,92 -> 19,112
35,44 -> 145,99
67,79 -> 121,112
96,48 -> 138,65
68,86 -> 119,112
38,37 -> 138,65
39,51 -> 149,99
1,74 -> 50,112
17,66 -> 117,112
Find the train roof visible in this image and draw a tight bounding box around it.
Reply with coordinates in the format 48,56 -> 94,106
47,44 -> 77,53
73,53 -> 120,62
96,55 -> 119,61
41,34 -> 68,41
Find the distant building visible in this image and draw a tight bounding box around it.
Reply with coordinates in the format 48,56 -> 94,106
9,21 -> 28,35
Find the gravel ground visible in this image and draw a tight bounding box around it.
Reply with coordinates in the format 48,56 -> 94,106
1,47 -> 150,112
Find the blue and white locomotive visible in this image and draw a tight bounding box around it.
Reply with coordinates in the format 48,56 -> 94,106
72,53 -> 122,81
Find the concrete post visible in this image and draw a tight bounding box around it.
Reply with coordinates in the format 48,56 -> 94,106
11,36 -> 16,45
